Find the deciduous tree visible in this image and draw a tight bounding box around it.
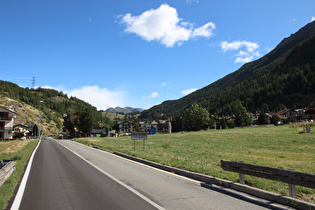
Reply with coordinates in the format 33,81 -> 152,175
183,103 -> 210,131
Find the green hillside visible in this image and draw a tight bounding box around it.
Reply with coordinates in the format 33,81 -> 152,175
140,21 -> 315,120
104,106 -> 144,114
0,81 -> 112,135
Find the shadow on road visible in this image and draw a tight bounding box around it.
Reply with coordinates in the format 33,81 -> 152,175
201,183 -> 290,210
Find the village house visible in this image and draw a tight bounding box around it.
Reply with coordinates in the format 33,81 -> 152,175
157,120 -> 172,133
138,120 -> 172,134
0,106 -> 17,140
273,109 -> 306,122
13,124 -> 29,136
119,121 -> 133,133
274,109 -> 291,119
139,121 -> 158,131
91,127 -> 105,137
305,108 -> 315,120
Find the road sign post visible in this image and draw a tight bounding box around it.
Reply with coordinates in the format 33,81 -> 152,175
131,132 -> 147,151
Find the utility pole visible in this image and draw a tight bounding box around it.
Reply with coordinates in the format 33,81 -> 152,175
32,77 -> 36,88
38,100 -> 43,139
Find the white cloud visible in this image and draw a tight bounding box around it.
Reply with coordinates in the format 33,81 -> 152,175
236,50 -> 248,57
182,88 -> 197,95
235,56 -> 253,63
39,85 -> 126,110
221,41 -> 242,52
312,16 -> 315,21
221,40 -> 260,63
221,41 -> 259,53
161,82 -> 166,87
120,4 -> 215,47
41,85 -> 55,89
142,92 -> 161,108
192,22 -> 215,37
67,85 -> 125,110
148,92 -> 160,98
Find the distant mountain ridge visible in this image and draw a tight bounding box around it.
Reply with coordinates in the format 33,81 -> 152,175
140,21 -> 315,120
105,106 -> 144,114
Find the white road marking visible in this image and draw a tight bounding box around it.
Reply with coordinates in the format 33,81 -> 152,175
10,140 -> 41,210
57,140 -> 165,210
59,140 -> 293,210
64,140 -> 201,185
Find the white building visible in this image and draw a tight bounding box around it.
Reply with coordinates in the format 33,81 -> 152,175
0,106 -> 17,140
139,121 -> 158,130
119,121 -> 133,133
13,124 -> 29,136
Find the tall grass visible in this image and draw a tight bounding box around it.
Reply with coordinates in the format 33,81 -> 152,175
75,124 -> 315,203
0,140 -> 39,210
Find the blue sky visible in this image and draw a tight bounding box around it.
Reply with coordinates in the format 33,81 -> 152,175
1,0 -> 314,110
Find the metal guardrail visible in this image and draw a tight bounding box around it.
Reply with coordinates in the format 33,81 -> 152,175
221,160 -> 315,198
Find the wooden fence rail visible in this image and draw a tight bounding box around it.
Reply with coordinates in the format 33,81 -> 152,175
221,160 -> 315,198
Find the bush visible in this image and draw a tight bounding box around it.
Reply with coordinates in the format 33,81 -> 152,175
271,115 -> 281,124
13,132 -> 24,139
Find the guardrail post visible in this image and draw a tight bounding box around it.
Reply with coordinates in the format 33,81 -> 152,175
288,169 -> 296,198
238,161 -> 245,184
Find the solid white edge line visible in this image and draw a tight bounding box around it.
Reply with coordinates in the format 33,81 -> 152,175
58,140 -> 295,210
56,140 -> 165,210
10,140 -> 41,210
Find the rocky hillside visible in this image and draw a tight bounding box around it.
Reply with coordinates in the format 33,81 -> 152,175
0,95 -> 61,135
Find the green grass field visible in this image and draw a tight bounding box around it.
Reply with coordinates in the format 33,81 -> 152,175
0,140 -> 39,210
101,112 -> 125,121
74,124 -> 315,203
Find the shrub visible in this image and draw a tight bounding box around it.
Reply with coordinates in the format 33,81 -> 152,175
13,132 -> 24,139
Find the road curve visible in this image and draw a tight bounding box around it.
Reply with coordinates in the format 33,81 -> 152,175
18,138 -> 160,210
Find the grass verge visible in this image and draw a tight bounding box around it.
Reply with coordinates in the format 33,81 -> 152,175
0,140 -> 39,210
74,124 -> 315,204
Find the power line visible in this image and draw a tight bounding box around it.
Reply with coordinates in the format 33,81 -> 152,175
1,79 -> 31,84
0,74 -> 35,88
0,74 -> 32,81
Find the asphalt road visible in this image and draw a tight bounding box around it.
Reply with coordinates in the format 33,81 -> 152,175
16,138 -> 290,210
58,139 -> 289,210
18,138 -> 159,210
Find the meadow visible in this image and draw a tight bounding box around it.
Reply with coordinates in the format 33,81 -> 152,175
0,140 -> 38,209
75,124 -> 315,203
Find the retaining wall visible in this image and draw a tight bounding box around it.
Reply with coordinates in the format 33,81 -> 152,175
0,161 -> 16,187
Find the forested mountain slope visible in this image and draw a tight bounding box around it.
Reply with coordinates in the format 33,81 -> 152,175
140,21 -> 315,120
0,81 -> 112,134
104,106 -> 144,114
